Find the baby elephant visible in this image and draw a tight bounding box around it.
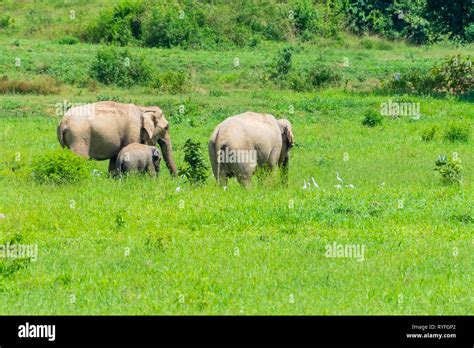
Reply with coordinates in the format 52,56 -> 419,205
116,143 -> 161,177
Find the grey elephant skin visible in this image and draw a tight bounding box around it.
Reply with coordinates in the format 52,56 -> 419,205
57,101 -> 177,176
208,111 -> 294,186
116,143 -> 161,177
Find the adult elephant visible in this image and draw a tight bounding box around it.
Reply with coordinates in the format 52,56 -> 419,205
208,111 -> 294,186
57,101 -> 177,176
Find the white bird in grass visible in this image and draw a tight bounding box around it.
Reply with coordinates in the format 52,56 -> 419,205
334,184 -> 342,189
176,186 -> 181,193
346,184 -> 355,189
223,185 -> 227,191
336,172 -> 344,184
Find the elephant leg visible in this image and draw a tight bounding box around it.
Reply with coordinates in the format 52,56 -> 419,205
146,164 -> 157,178
236,173 -> 251,187
216,167 -> 228,186
108,156 -> 118,177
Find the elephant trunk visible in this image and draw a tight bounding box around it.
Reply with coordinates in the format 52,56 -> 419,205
158,133 -> 178,177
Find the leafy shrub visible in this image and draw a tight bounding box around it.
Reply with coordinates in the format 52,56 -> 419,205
362,110 -> 383,127
443,124 -> 470,143
382,54 -> 473,95
0,75 -> 60,95
425,0 -> 474,42
0,14 -> 14,29
421,126 -> 437,142
288,65 -> 341,91
465,24 -> 474,42
83,0 -> 144,46
291,0 -> 319,39
143,4 -> 202,48
344,0 -> 472,43
434,154 -> 463,185
57,36 -> 79,45
269,46 -> 293,79
81,0 -> 344,49
89,47 -> 152,87
32,148 -> 88,184
152,70 -> 190,94
361,37 -> 374,49
430,55 -> 473,94
179,139 -> 208,185
306,66 -> 341,89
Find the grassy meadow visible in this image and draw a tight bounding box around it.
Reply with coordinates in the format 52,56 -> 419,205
0,1 -> 473,315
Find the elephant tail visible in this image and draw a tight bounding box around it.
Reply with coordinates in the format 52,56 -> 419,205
208,139 -> 219,180
57,122 -> 68,148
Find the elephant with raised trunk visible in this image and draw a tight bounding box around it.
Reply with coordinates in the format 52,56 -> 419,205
57,101 -> 177,176
208,111 -> 294,186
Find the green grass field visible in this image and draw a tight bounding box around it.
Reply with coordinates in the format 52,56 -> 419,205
0,2 -> 473,315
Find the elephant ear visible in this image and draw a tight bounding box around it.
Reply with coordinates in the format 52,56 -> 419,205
141,111 -> 155,143
279,119 -> 294,147
285,126 -> 294,147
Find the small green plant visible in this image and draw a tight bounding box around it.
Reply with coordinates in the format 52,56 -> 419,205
443,124 -> 470,143
115,209 -> 126,228
362,110 -> 382,127
434,154 -> 463,185
421,125 -> 437,142
89,47 -> 152,87
360,37 -> 374,49
179,139 -> 208,185
32,148 -> 88,184
57,36 -> 79,45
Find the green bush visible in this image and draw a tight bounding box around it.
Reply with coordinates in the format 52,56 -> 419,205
434,154 -> 463,185
421,125 -> 437,142
361,37 -> 374,49
82,0 -> 144,46
89,47 -> 152,87
430,55 -> 473,95
382,54 -> 473,95
143,4 -> 203,48
443,124 -> 470,143
269,46 -> 293,79
362,110 -> 383,127
287,65 -> 341,91
179,139 -> 208,185
81,0 -> 345,49
465,24 -> 474,42
32,148 -> 88,184
306,66 -> 341,89
344,0 -> 473,43
57,36 -> 79,45
152,70 -> 191,94
0,14 -> 14,29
